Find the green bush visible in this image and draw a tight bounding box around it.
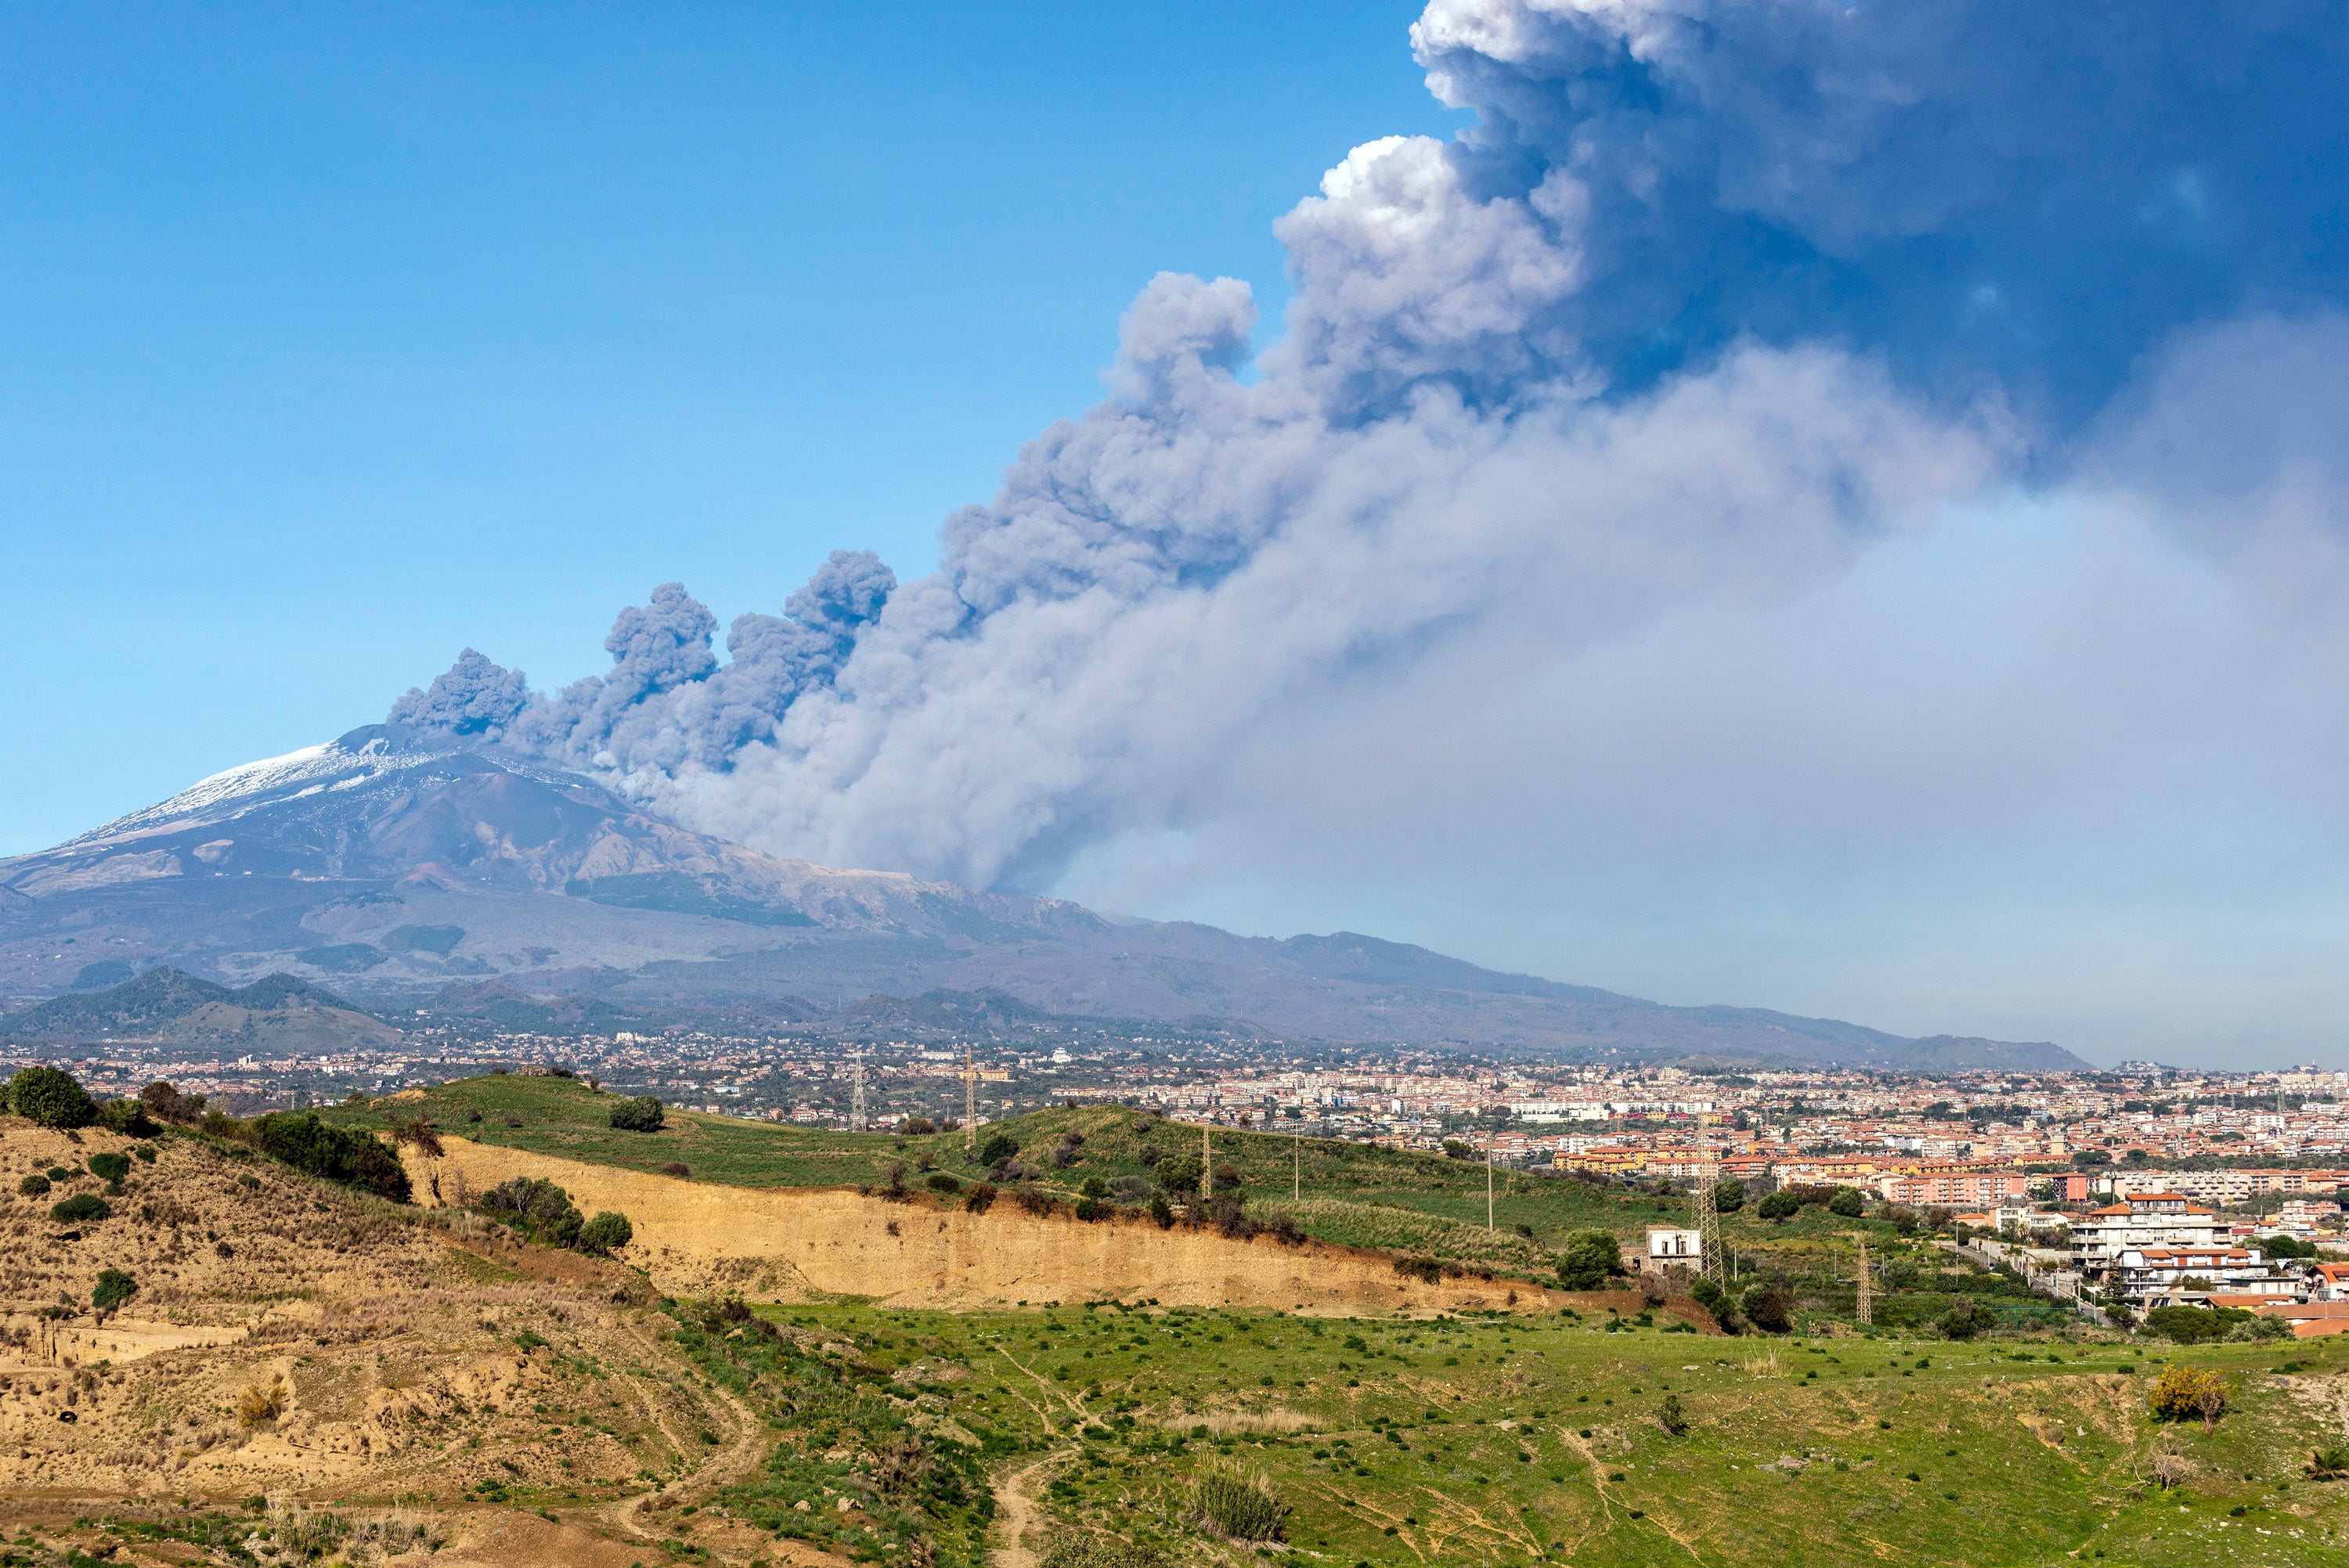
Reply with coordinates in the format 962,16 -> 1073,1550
51,1193 -> 110,1224
579,1211 -> 633,1255
92,1268 -> 137,1312
1689,1275 -> 1734,1324
1556,1229 -> 1622,1291
1710,1177 -> 1746,1213
477,1176 -> 584,1248
976,1131 -> 1019,1166
608,1096 -> 666,1132
1741,1283 -> 1793,1333
88,1152 -> 132,1184
98,1099 -> 160,1137
1757,1191 -> 1801,1220
1937,1298 -> 1996,1339
1194,1465 -> 1288,1541
1152,1154 -> 1203,1195
17,1173 -> 51,1198
1828,1187 -> 1866,1217
7,1066 -> 94,1129
252,1112 -> 412,1202
926,1171 -> 963,1194
1040,1537 -> 1164,1568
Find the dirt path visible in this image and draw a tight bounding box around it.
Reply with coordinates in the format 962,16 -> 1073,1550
990,1451 -> 1069,1568
595,1340 -> 773,1558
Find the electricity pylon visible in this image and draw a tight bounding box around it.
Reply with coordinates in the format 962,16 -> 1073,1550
1487,1149 -> 1496,1231
850,1051 -> 867,1133
1201,1123 -> 1213,1202
962,1046 -> 978,1152
1693,1163 -> 1725,1285
1848,1233 -> 1875,1327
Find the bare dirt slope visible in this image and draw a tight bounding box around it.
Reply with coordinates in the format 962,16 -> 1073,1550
0,1114 -> 848,1567
402,1134 -> 1706,1321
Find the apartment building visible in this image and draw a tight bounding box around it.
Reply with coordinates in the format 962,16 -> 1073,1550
1874,1162 -> 2033,1207
2070,1191 -> 2224,1281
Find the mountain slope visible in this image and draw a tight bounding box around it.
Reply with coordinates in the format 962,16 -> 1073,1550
2,967 -> 404,1050
0,728 -> 2089,1069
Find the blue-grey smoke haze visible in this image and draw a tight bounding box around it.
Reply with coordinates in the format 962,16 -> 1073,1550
13,2 -> 2349,1066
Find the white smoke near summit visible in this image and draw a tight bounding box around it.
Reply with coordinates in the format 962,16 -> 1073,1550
392,0 -> 2349,897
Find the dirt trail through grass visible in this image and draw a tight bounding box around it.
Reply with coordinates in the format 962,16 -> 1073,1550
991,1452 -> 1070,1568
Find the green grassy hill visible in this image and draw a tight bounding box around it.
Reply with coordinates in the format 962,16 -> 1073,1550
332,1076 -> 2081,1334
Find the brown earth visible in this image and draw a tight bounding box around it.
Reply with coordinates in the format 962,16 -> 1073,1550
0,1114 -> 846,1567
404,1134 -> 1715,1323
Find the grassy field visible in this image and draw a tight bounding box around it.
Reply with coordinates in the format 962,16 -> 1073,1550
632,1297 -> 2349,1567
327,1075 -> 2062,1329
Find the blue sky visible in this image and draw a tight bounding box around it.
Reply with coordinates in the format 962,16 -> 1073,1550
8,4 -> 2349,1068
0,2 -> 1449,848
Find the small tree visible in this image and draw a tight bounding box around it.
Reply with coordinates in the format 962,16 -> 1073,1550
7,1066 -> 94,1129
1741,1283 -> 1792,1333
1937,1299 -> 1994,1340
1689,1275 -> 1734,1325
1659,1393 -> 1690,1436
1556,1230 -> 1623,1291
2148,1366 -> 2229,1432
51,1193 -> 110,1224
1828,1187 -> 1865,1218
578,1211 -> 633,1255
608,1096 -> 665,1132
976,1131 -> 1019,1166
1710,1177 -> 1745,1214
1757,1191 -> 1801,1221
1153,1154 -> 1203,1195
899,1116 -> 936,1135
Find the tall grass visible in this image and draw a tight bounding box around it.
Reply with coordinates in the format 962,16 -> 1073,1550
1194,1464 -> 1289,1542
1272,1197 -> 1555,1271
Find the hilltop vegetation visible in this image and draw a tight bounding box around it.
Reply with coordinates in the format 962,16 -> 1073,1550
327,1075 -> 2072,1335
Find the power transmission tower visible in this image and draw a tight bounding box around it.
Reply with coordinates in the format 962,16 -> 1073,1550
1693,1164 -> 1725,1286
1487,1150 -> 1496,1231
1200,1123 -> 1213,1203
1852,1235 -> 1874,1327
962,1046 -> 978,1152
850,1051 -> 867,1133
1294,1122 -> 1302,1202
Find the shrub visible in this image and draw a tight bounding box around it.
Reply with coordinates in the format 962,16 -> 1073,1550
477,1176 -> 584,1249
659,1161 -> 691,1178
92,1268 -> 136,1312
1828,1187 -> 1866,1217
2308,1444 -> 2349,1481
926,1171 -> 963,1194
899,1116 -> 936,1135
2225,1314 -> 2292,1343
1885,1204 -> 1921,1235
1147,1192 -> 1174,1228
132,1144 -> 156,1162
578,1211 -> 633,1255
1195,1465 -> 1288,1541
238,1375 -> 287,1427
87,1152 -> 132,1184
252,1112 -> 412,1202
1659,1393 -> 1689,1436
1688,1275 -> 1733,1324
1395,1256 -> 1443,1285
17,1173 -> 50,1198
6,1066 -> 94,1129
1757,1191 -> 1801,1221
51,1193 -> 110,1224
2145,1305 -> 2251,1345
976,1132 -> 1019,1166
98,1099 -> 160,1137
963,1181 -> 998,1214
1741,1283 -> 1792,1334
608,1096 -> 666,1132
1709,1177 -> 1745,1214
1937,1299 -> 1994,1340
1153,1154 -> 1203,1195
138,1081 -> 207,1125
1555,1230 -> 1622,1291
1040,1537 -> 1164,1568
2148,1366 -> 2229,1431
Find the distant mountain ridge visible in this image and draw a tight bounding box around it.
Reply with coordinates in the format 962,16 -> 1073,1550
5,967 -> 403,1051
0,726 -> 2091,1071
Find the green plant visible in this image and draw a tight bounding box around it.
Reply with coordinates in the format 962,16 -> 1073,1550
2308,1444 -> 2349,1481
1556,1229 -> 1622,1291
51,1193 -> 110,1224
1659,1393 -> 1689,1436
1758,1191 -> 1801,1220
251,1112 -> 411,1202
579,1210 -> 634,1254
1936,1299 -> 1994,1340
1828,1187 -> 1866,1217
87,1151 -> 132,1183
1710,1177 -> 1745,1213
6,1066 -> 95,1129
976,1131 -> 1019,1166
1741,1283 -> 1792,1333
926,1171 -> 963,1194
17,1173 -> 50,1198
1040,1536 -> 1165,1567
2148,1366 -> 2228,1431
610,1096 -> 666,1132
1195,1464 -> 1289,1541
92,1267 -> 137,1312
1153,1153 -> 1203,1194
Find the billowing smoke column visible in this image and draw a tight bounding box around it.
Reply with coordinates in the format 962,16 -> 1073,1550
392,0 -> 2349,889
